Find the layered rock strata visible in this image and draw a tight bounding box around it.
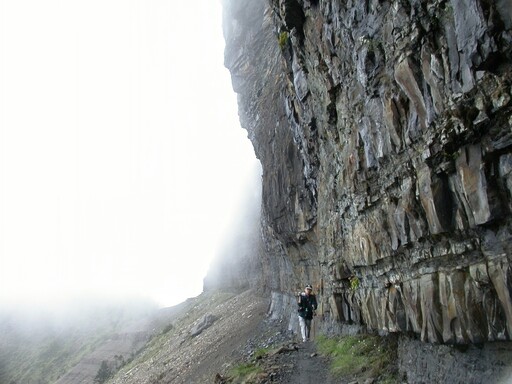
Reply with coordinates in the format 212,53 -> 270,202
221,0 -> 512,345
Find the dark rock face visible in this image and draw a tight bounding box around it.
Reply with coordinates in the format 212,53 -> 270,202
398,336 -> 512,383
221,0 -> 512,346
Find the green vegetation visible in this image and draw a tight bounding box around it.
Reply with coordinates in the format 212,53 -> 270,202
94,360 -> 112,384
225,345 -> 273,382
254,347 -> 270,359
278,31 -> 289,49
229,362 -> 263,382
316,334 -> 398,383
0,299 -> 157,384
0,330 -> 111,384
349,276 -> 360,291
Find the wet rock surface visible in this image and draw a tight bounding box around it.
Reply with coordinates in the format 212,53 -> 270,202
222,0 -> 512,348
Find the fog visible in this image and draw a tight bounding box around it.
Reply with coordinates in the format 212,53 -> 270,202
0,1 -> 261,311
0,294 -> 157,335
204,160 -> 263,291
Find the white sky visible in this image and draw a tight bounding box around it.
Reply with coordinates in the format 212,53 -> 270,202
0,1 -> 260,308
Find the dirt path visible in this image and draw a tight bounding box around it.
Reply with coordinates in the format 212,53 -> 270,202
227,311 -> 339,384
106,289 -> 339,384
283,342 -> 332,384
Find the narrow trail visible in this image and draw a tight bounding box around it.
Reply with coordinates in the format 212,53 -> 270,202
287,316 -> 339,384
284,342 -> 333,384
261,315 -> 341,384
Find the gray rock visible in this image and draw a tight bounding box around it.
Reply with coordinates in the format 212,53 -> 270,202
219,0 -> 512,355
189,314 -> 216,337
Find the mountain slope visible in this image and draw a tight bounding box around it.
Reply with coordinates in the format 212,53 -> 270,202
108,290 -> 267,384
0,299 -> 165,384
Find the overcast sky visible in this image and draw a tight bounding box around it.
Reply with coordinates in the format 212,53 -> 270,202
0,1 -> 260,308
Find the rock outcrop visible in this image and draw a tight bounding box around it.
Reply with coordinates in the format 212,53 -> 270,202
220,0 -> 512,347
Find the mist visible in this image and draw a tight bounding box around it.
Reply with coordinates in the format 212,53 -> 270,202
204,161 -> 263,291
0,0 -> 260,311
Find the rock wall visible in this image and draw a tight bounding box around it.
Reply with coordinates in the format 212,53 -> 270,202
397,336 -> 512,383
221,0 -> 512,346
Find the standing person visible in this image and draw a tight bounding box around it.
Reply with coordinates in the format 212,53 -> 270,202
297,284 -> 318,342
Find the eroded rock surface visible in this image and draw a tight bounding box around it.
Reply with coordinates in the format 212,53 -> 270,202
221,0 -> 512,346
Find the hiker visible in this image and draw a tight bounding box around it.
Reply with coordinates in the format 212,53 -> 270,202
297,284 -> 318,342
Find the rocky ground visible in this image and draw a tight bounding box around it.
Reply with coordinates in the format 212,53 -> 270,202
232,340 -> 338,384
107,289 -> 350,384
208,289 -> 391,384
1,288 -> 380,384
56,287 -> 512,384
9,287 -> 510,383
8,287 -> 509,383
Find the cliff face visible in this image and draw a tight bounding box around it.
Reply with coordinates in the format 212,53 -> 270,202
221,0 -> 512,345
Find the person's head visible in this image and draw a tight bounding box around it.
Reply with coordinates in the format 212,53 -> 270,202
305,284 -> 313,294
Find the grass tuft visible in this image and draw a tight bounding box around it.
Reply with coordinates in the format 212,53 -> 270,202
253,347 -> 270,360
229,362 -> 262,382
316,333 -> 398,382
278,31 -> 289,49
